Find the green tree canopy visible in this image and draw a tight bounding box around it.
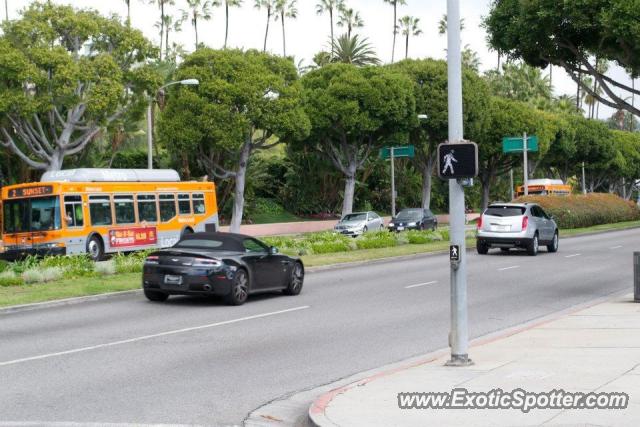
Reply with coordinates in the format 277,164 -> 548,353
485,0 -> 640,116
299,63 -> 415,216
158,48 -> 310,231
0,1 -> 159,171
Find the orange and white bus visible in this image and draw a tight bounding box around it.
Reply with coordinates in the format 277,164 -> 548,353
0,169 -> 218,261
516,179 -> 571,197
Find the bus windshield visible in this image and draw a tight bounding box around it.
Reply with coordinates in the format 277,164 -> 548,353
3,196 -> 61,233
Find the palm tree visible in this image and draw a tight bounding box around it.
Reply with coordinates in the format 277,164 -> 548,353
316,0 -> 344,56
398,16 -> 421,59
148,0 -> 176,61
383,0 -> 406,63
185,0 -> 216,50
337,7 -> 363,39
255,0 -> 275,52
223,0 -> 242,48
331,33 -> 380,66
155,12 -> 186,60
123,0 -> 131,24
437,13 -> 465,35
275,0 -> 297,57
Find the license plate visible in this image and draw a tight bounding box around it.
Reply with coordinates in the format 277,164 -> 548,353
164,274 -> 183,285
492,225 -> 510,231
397,226 -> 405,231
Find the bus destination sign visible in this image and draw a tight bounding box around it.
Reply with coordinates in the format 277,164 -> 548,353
7,185 -> 54,199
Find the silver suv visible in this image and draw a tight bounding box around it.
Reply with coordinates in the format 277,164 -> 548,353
476,203 -> 559,256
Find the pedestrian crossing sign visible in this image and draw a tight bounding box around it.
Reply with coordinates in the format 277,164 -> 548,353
437,142 -> 478,179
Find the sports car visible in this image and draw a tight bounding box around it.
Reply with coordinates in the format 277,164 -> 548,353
142,232 -> 304,305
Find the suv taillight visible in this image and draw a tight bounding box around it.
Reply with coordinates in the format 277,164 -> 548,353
477,215 -> 483,229
522,216 -> 528,230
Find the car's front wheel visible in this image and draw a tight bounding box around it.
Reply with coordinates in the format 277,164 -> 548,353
225,269 -> 249,305
527,234 -> 539,256
547,231 -> 559,253
144,289 -> 168,302
476,240 -> 489,255
284,262 -> 304,296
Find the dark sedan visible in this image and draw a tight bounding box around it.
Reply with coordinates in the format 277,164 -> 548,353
142,232 -> 304,305
388,208 -> 438,232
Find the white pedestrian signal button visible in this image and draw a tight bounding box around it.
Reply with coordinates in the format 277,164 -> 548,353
450,245 -> 460,262
438,142 -> 478,179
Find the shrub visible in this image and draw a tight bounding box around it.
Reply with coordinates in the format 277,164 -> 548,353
0,260 -> 10,273
356,231 -> 397,250
11,255 -> 40,274
405,230 -> 442,244
310,240 -> 351,254
95,260 -> 116,275
114,252 -> 145,274
0,271 -> 23,287
516,193 -> 640,229
39,254 -> 95,278
41,267 -> 63,282
22,268 -> 45,284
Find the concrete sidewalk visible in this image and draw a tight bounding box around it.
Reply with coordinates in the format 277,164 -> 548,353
221,214 -> 480,237
309,293 -> 640,427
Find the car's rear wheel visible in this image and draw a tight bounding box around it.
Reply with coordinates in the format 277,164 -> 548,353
284,262 -> 304,296
527,234 -> 539,256
547,231 -> 559,253
476,240 -> 489,255
144,289 -> 169,302
225,269 -> 249,305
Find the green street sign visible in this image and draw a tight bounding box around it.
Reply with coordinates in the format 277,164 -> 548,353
502,136 -> 538,153
379,145 -> 415,160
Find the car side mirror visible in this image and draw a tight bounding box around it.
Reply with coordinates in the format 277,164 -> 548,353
269,246 -> 279,255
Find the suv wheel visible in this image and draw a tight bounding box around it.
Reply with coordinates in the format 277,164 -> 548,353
527,234 -> 539,256
547,231 -> 559,253
476,240 -> 489,255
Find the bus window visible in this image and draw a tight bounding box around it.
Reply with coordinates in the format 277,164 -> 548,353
159,194 -> 176,222
64,195 -> 84,228
2,197 -> 60,233
114,195 -> 135,224
193,193 -> 205,215
178,193 -> 192,215
89,195 -> 112,226
137,194 -> 158,223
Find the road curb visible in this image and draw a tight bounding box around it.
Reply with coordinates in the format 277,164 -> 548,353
0,290 -> 142,315
306,289 -> 632,427
560,224 -> 640,239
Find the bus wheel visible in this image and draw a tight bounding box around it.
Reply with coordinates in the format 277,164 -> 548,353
87,235 -> 104,262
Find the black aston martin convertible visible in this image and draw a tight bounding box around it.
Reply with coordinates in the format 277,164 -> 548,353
141,232 -> 304,305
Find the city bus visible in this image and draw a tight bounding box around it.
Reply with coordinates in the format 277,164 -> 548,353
516,178 -> 571,197
0,169 -> 218,261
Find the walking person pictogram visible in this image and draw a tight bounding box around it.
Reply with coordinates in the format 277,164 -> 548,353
442,150 -> 458,175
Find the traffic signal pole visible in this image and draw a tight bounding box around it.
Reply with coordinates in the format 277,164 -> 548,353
445,0 -> 472,366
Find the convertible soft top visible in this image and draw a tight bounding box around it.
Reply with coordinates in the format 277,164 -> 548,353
177,232 -> 255,252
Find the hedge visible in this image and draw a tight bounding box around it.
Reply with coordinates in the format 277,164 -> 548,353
516,193 -> 640,229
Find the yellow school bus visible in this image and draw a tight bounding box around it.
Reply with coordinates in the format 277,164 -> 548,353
0,169 -> 218,261
516,179 -> 571,198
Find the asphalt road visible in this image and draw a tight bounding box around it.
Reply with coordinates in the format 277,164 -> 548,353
0,229 -> 636,426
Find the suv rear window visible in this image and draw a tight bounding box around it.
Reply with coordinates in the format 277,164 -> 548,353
484,206 -> 526,217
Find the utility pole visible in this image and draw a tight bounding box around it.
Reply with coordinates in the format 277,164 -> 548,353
582,162 -> 587,194
523,132 -> 528,196
445,0 -> 471,367
147,100 -> 154,169
391,147 -> 396,217
510,169 -> 514,201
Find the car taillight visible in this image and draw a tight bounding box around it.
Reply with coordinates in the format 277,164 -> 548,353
522,216 -> 528,230
145,255 -> 159,264
477,215 -> 483,229
193,258 -> 222,268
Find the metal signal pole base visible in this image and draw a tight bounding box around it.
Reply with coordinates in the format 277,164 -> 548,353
445,354 -> 474,367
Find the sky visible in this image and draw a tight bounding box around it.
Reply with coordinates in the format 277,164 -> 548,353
5,0 -> 633,120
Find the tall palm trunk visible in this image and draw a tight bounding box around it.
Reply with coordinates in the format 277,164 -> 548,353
224,2 -> 230,48
405,32 -> 409,59
391,3 -> 397,62
497,52 -> 501,72
4,0 -> 8,21
281,11 -> 286,56
194,16 -> 199,49
159,2 -> 165,61
329,8 -> 334,57
263,8 -> 271,52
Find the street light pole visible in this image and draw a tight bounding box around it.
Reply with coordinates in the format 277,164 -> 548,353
445,0 -> 472,367
146,79 -> 200,170
391,146 -> 396,217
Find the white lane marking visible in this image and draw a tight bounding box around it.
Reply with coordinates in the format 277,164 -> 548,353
405,281 -> 438,289
610,245 -> 623,250
498,266 -> 520,271
0,306 -> 310,368
565,254 -> 581,258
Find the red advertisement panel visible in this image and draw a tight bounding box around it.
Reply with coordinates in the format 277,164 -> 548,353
109,227 -> 157,248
